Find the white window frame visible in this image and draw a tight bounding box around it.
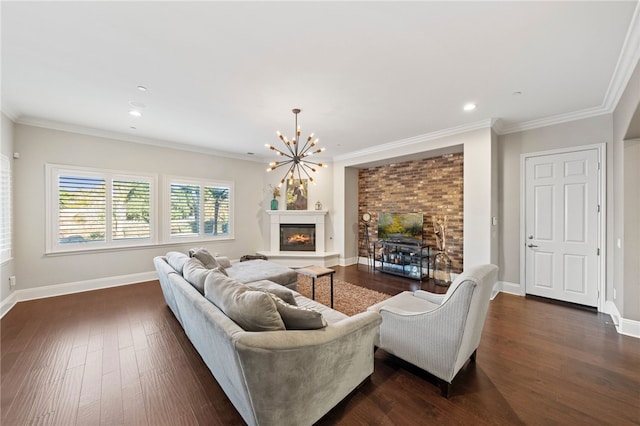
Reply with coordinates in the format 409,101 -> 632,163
163,175 -> 234,243
0,154 -> 12,263
46,164 -> 158,254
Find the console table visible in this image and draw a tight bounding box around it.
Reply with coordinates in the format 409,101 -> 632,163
374,241 -> 430,282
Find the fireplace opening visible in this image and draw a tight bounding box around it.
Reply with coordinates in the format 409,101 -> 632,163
280,224 -> 316,252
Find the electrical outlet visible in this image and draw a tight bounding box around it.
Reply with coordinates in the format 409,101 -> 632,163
9,276 -> 16,288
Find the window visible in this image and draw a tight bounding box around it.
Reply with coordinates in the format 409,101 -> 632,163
0,154 -> 11,263
168,178 -> 233,240
47,165 -> 155,252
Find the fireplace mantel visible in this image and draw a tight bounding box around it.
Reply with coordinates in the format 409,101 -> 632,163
258,210 -> 339,267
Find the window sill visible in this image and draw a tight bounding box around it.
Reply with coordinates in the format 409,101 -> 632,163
45,236 -> 235,257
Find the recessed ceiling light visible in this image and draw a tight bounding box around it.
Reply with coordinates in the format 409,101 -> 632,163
129,101 -> 147,108
512,91 -> 523,96
463,103 -> 476,111
137,85 -> 147,92
129,110 -> 142,117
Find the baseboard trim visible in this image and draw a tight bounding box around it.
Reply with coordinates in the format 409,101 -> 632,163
604,300 -> 640,339
0,271 -> 158,318
0,292 -> 18,319
500,281 -> 523,295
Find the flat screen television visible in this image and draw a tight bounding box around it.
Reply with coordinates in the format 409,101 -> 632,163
377,212 -> 424,244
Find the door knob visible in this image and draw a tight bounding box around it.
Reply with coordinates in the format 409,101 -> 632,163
528,234 -> 534,240
527,243 -> 538,248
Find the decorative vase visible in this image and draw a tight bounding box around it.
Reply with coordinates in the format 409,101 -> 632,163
433,251 -> 452,286
270,198 -> 278,210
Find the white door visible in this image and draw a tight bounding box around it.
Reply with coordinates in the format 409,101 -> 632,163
524,148 -> 600,306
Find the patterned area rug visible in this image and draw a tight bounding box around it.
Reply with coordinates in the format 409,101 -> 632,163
296,274 -> 390,316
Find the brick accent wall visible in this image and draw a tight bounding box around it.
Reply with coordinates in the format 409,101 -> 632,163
358,153 -> 464,273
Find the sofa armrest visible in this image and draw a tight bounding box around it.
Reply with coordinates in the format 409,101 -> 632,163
233,311 -> 382,426
413,289 -> 445,305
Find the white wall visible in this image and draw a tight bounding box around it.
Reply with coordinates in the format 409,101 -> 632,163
12,124 -> 268,291
262,162 -> 335,252
1,114 -> 15,306
614,59 -> 640,320
623,139 -> 640,319
496,114 -> 613,292
463,127 -> 494,268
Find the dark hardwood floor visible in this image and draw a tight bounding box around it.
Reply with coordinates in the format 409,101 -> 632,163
2,265 -> 639,425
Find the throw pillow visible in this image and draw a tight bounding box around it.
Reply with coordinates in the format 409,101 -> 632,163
214,256 -> 232,269
247,286 -> 297,306
267,293 -> 327,330
183,257 -> 220,294
166,251 -> 189,274
204,272 -> 285,332
189,248 -> 219,269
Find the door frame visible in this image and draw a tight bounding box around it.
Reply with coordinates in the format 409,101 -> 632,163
520,143 -> 607,312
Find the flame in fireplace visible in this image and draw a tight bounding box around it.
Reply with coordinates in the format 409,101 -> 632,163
287,233 -> 311,244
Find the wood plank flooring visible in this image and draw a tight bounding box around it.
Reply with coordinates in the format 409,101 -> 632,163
2,265 -> 639,425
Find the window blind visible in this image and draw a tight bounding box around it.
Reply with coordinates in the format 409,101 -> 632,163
58,175 -> 106,244
170,184 -> 200,236
112,180 -> 150,240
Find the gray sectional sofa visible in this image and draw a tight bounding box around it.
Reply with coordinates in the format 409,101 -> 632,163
153,252 -> 382,426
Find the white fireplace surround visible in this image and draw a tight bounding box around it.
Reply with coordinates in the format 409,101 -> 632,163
267,210 -> 327,252
258,210 -> 339,267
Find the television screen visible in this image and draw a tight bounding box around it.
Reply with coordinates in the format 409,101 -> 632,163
377,212 -> 424,243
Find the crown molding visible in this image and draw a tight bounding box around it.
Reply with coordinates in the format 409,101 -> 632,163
14,116 -> 265,163
333,119 -> 494,162
603,0 -> 640,112
1,107 -> 19,122
497,105 -> 610,135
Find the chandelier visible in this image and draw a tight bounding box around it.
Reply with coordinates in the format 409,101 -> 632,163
265,108 -> 327,187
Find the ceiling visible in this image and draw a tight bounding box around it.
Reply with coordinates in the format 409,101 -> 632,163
2,1 -> 639,162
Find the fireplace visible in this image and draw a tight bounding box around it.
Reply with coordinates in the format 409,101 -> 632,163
260,210 -> 338,267
280,224 -> 316,251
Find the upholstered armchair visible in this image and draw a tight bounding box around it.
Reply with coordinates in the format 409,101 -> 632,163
368,264 -> 498,397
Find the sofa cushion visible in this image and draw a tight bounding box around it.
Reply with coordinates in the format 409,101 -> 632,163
204,272 -> 285,332
225,259 -> 297,287
247,285 -> 297,306
189,247 -> 220,269
268,294 -> 327,330
166,251 -> 189,274
183,258 -> 227,294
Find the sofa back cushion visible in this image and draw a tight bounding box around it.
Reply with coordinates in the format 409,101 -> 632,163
189,247 -> 220,269
166,251 -> 189,274
204,272 -> 285,332
183,257 -> 226,294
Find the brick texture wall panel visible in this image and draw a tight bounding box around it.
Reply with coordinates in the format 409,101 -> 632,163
358,153 -> 463,273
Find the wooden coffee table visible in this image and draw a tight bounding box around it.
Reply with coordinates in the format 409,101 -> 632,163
297,265 -> 336,308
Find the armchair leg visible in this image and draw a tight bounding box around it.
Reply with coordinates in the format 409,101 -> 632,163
438,380 -> 451,398
470,349 -> 477,362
